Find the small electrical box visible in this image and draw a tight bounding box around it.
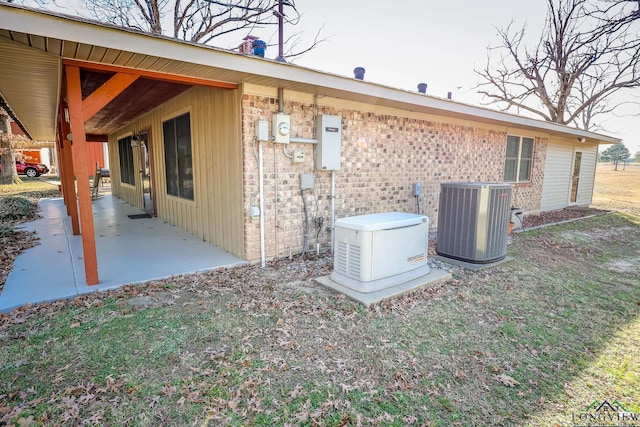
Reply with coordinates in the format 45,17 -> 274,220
315,115 -> 342,170
300,173 -> 314,190
272,113 -> 291,144
414,183 -> 422,196
293,150 -> 305,163
255,119 -> 269,142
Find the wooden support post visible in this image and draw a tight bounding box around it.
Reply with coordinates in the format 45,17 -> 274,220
58,107 -> 80,234
55,125 -> 68,213
62,136 -> 80,234
56,115 -> 71,216
65,65 -> 99,285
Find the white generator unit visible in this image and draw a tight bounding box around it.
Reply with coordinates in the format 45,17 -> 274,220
331,212 -> 430,293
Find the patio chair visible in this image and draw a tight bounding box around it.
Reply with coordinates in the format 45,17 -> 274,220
91,168 -> 103,200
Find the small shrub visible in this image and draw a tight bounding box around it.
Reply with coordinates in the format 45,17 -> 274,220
0,196 -> 38,221
0,223 -> 16,237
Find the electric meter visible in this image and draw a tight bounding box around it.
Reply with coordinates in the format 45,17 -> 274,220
272,113 -> 291,144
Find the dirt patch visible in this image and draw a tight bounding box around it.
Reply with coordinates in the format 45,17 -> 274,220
560,226 -> 636,242
606,258 -> 640,274
127,292 -> 177,310
522,207 -> 609,229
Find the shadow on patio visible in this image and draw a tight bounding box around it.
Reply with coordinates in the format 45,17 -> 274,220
0,193 -> 245,312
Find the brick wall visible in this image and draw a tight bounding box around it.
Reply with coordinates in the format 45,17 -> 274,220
241,94 -> 547,261
510,137 -> 547,211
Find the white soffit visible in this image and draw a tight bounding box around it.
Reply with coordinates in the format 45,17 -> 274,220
0,36 -> 59,141
0,3 -> 622,145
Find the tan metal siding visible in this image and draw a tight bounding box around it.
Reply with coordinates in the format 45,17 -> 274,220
108,135 -> 144,209
540,141 -> 573,211
540,140 -> 599,211
577,146 -> 597,205
108,86 -> 244,258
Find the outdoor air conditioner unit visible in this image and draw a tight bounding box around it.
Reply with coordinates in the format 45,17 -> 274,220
331,212 -> 430,293
436,182 -> 512,263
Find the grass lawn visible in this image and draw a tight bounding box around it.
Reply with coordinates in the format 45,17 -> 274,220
0,171 -> 639,426
0,177 -> 60,199
592,162 -> 640,218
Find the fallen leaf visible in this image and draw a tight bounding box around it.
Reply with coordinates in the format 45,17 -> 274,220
17,415 -> 36,426
148,396 -> 160,408
496,373 -> 520,387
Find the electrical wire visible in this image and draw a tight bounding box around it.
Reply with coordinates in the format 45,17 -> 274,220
201,0 -> 268,12
300,189 -> 309,258
200,0 -> 302,25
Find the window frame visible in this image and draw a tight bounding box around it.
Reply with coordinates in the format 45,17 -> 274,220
117,135 -> 135,186
162,112 -> 194,201
504,135 -> 534,183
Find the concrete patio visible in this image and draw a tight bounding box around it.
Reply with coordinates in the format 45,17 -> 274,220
0,194 -> 245,312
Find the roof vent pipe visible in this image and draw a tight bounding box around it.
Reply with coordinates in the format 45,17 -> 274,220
354,67 -> 365,80
253,39 -> 266,58
447,91 -> 452,99
417,83 -> 428,94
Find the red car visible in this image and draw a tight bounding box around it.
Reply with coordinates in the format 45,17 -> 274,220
0,159 -> 50,177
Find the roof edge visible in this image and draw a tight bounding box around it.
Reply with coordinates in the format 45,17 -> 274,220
0,3 -> 623,145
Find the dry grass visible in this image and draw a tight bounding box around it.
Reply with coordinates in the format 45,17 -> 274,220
0,213 -> 638,426
0,169 -> 638,426
592,162 -> 640,217
0,178 -> 60,292
0,177 -> 60,199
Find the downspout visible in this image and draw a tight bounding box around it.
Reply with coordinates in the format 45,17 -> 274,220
331,170 -> 336,253
259,140 -> 265,267
274,87 -> 285,258
274,144 -> 278,258
278,87 -> 284,112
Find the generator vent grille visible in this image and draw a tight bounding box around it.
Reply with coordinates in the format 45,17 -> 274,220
334,240 -> 361,278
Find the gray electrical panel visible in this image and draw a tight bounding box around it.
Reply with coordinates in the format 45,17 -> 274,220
315,115 -> 342,170
300,172 -> 314,190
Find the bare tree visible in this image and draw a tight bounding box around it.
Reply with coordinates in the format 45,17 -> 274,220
475,0 -> 640,130
3,0 -> 324,59
0,108 -> 22,185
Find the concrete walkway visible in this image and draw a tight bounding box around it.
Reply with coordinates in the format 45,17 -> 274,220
0,195 -> 244,312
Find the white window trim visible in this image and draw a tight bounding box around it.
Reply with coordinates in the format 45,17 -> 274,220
505,135 -> 534,183
162,110 -> 195,202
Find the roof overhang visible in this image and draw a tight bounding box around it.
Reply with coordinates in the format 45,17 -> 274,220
0,3 -> 622,145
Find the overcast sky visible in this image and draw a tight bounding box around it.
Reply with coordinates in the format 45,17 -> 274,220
220,0 -> 638,153
27,0 -> 640,153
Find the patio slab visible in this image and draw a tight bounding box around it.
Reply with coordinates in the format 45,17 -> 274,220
316,268 -> 452,307
0,195 -> 244,312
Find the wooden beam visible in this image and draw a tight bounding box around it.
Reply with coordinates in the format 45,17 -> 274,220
63,59 -> 238,90
86,134 -> 108,142
83,73 -> 140,120
55,118 -> 70,214
65,65 -> 99,286
62,138 -> 80,234
54,121 -> 68,213
58,106 -> 80,234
